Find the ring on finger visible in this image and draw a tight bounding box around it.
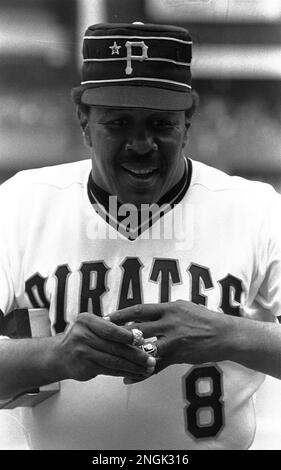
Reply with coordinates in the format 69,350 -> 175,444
141,342 -> 158,357
131,328 -> 144,347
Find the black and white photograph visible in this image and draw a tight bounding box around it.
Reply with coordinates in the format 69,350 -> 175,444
0,0 -> 281,454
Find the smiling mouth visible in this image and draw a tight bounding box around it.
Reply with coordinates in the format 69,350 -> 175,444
121,166 -> 159,179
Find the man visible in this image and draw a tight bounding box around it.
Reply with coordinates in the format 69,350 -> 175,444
0,22 -> 281,450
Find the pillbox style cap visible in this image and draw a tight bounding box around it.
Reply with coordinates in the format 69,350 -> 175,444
81,22 -> 193,111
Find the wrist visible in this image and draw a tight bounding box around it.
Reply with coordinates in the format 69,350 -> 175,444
219,314 -> 247,363
45,334 -> 70,382
213,313 -> 241,362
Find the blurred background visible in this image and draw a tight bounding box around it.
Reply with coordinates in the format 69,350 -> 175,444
0,0 -> 280,189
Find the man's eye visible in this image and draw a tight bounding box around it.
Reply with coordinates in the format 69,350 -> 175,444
152,119 -> 173,128
107,119 -> 129,127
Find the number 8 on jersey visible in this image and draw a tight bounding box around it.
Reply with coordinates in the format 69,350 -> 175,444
183,364 -> 225,439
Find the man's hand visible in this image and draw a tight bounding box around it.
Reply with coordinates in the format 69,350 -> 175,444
108,300 -> 233,376
55,312 -> 155,382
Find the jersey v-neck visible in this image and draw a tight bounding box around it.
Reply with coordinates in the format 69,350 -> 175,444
87,158 -> 192,241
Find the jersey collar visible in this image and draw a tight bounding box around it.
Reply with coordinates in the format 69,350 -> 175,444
87,158 -> 192,241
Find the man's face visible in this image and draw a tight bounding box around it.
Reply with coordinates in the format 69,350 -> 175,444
86,106 -> 189,206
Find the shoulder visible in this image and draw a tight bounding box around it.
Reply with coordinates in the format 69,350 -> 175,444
0,159 -> 92,195
0,160 -> 92,223
190,159 -> 278,209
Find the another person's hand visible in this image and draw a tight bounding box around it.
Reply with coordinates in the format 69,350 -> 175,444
55,312 -> 155,382
108,300 -> 232,377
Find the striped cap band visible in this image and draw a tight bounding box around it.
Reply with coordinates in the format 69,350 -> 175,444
80,23 -> 193,111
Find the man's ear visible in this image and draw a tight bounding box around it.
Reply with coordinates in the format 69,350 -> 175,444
77,108 -> 92,148
182,114 -> 191,147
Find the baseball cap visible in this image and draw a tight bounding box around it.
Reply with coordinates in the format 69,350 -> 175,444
80,22 -> 193,111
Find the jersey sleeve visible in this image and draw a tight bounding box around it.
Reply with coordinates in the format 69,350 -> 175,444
0,178 -> 18,314
254,190 -> 281,318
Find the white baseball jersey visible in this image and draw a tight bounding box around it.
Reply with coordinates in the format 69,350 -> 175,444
0,158 -> 281,450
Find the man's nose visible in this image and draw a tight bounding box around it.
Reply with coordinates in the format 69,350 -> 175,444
125,134 -> 158,155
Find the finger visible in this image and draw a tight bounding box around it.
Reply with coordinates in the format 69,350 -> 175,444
107,303 -> 165,325
124,339 -> 168,382
79,313 -> 134,345
153,336 -> 168,358
123,375 -> 152,385
95,365 -> 155,381
152,337 -> 172,374
85,348 -> 155,375
141,337 -> 167,363
84,332 -> 156,368
126,321 -> 166,339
